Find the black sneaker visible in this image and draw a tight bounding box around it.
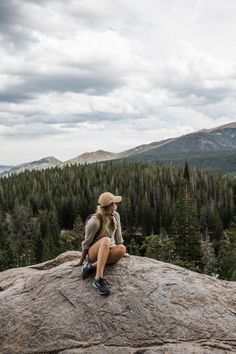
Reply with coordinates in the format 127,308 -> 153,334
93,277 -> 110,296
82,260 -> 94,279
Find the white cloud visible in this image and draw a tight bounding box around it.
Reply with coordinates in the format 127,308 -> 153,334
0,0 -> 236,164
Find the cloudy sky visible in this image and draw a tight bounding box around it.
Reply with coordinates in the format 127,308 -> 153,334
0,0 -> 236,165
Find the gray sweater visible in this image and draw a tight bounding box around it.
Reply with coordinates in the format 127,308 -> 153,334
81,211 -> 124,251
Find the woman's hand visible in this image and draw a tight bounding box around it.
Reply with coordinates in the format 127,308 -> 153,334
71,258 -> 83,267
71,249 -> 88,266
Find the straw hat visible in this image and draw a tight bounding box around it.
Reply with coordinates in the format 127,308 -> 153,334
98,192 -> 122,207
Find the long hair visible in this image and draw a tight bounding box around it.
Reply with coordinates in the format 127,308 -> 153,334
95,204 -> 118,234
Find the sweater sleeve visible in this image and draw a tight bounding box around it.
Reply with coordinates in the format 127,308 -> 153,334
81,216 -> 100,251
114,212 -> 124,245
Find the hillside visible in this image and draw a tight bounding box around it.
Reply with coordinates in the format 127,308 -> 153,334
111,149 -> 236,176
109,122 -> 236,175
63,149 -> 117,165
1,121 -> 236,177
0,165 -> 14,174
1,156 -> 62,177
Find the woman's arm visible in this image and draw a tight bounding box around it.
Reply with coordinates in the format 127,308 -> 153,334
114,212 -> 130,256
72,216 -> 100,267
114,212 -> 124,245
72,249 -> 88,266
82,216 -> 100,251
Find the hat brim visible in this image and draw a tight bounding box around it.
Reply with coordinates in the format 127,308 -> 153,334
113,195 -> 122,203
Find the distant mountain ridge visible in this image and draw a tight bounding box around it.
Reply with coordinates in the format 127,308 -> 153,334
0,156 -> 61,177
63,149 -> 117,165
198,121 -> 236,133
0,165 -> 14,174
1,121 -> 236,177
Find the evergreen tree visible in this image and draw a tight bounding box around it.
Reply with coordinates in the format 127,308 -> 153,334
201,231 -> 217,276
184,160 -> 190,182
73,214 -> 84,235
59,214 -> 84,252
5,205 -> 40,267
211,208 -> 224,256
172,175 -> 203,269
129,238 -> 140,256
143,233 -> 175,262
39,210 -> 60,261
0,158 -> 235,279
217,217 -> 236,280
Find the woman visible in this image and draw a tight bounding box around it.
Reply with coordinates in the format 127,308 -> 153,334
72,192 -> 127,296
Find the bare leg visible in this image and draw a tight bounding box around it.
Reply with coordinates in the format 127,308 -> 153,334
91,261 -> 98,267
90,245 -> 126,268
74,242 -> 126,269
88,239 -> 126,275
89,245 -> 126,268
106,244 -> 126,264
88,237 -> 111,279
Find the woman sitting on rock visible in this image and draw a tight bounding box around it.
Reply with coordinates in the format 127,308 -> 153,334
72,192 -> 127,296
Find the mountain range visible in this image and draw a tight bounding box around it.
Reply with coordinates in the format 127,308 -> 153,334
1,121 -> 236,177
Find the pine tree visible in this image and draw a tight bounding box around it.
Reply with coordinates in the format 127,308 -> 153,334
172,167 -> 203,270
211,208 -> 224,256
184,160 -> 190,182
0,158 -> 235,276
201,231 -> 217,275
39,210 -> 60,261
144,233 -> 175,262
73,214 -> 84,235
129,238 -> 140,256
5,205 -> 40,267
217,216 -> 236,280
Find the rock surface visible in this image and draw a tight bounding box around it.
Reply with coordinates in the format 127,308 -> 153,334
0,251 -> 236,354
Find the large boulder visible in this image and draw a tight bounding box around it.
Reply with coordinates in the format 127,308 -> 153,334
0,251 -> 236,354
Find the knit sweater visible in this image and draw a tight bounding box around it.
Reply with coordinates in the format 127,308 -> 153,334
81,211 -> 124,252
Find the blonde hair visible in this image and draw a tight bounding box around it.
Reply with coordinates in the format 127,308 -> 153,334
95,204 -> 118,234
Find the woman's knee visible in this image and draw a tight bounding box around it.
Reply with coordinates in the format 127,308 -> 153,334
88,237 -> 110,261
114,244 -> 126,256
100,236 -> 111,247
106,244 -> 126,264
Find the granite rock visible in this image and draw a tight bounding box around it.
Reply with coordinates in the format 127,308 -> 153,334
0,251 -> 236,354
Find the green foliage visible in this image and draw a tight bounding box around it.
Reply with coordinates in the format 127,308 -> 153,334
73,214 -> 84,235
171,180 -> 203,270
39,209 -> 60,261
59,213 -> 84,253
184,160 -> 190,182
217,217 -> 236,280
172,257 -> 202,273
0,160 -> 235,280
5,205 -> 41,267
128,238 -> 140,256
61,213 -> 86,252
143,231 -> 176,263
201,231 -> 217,275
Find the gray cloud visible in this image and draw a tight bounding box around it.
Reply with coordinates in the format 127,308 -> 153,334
0,111 -> 138,128
168,84 -> 236,105
0,122 -> 67,139
0,0 -> 236,164
0,71 -> 125,103
0,92 -> 33,103
0,1 -> 19,25
0,0 -> 38,48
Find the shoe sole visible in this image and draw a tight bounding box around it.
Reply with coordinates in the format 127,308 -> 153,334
93,282 -> 110,296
